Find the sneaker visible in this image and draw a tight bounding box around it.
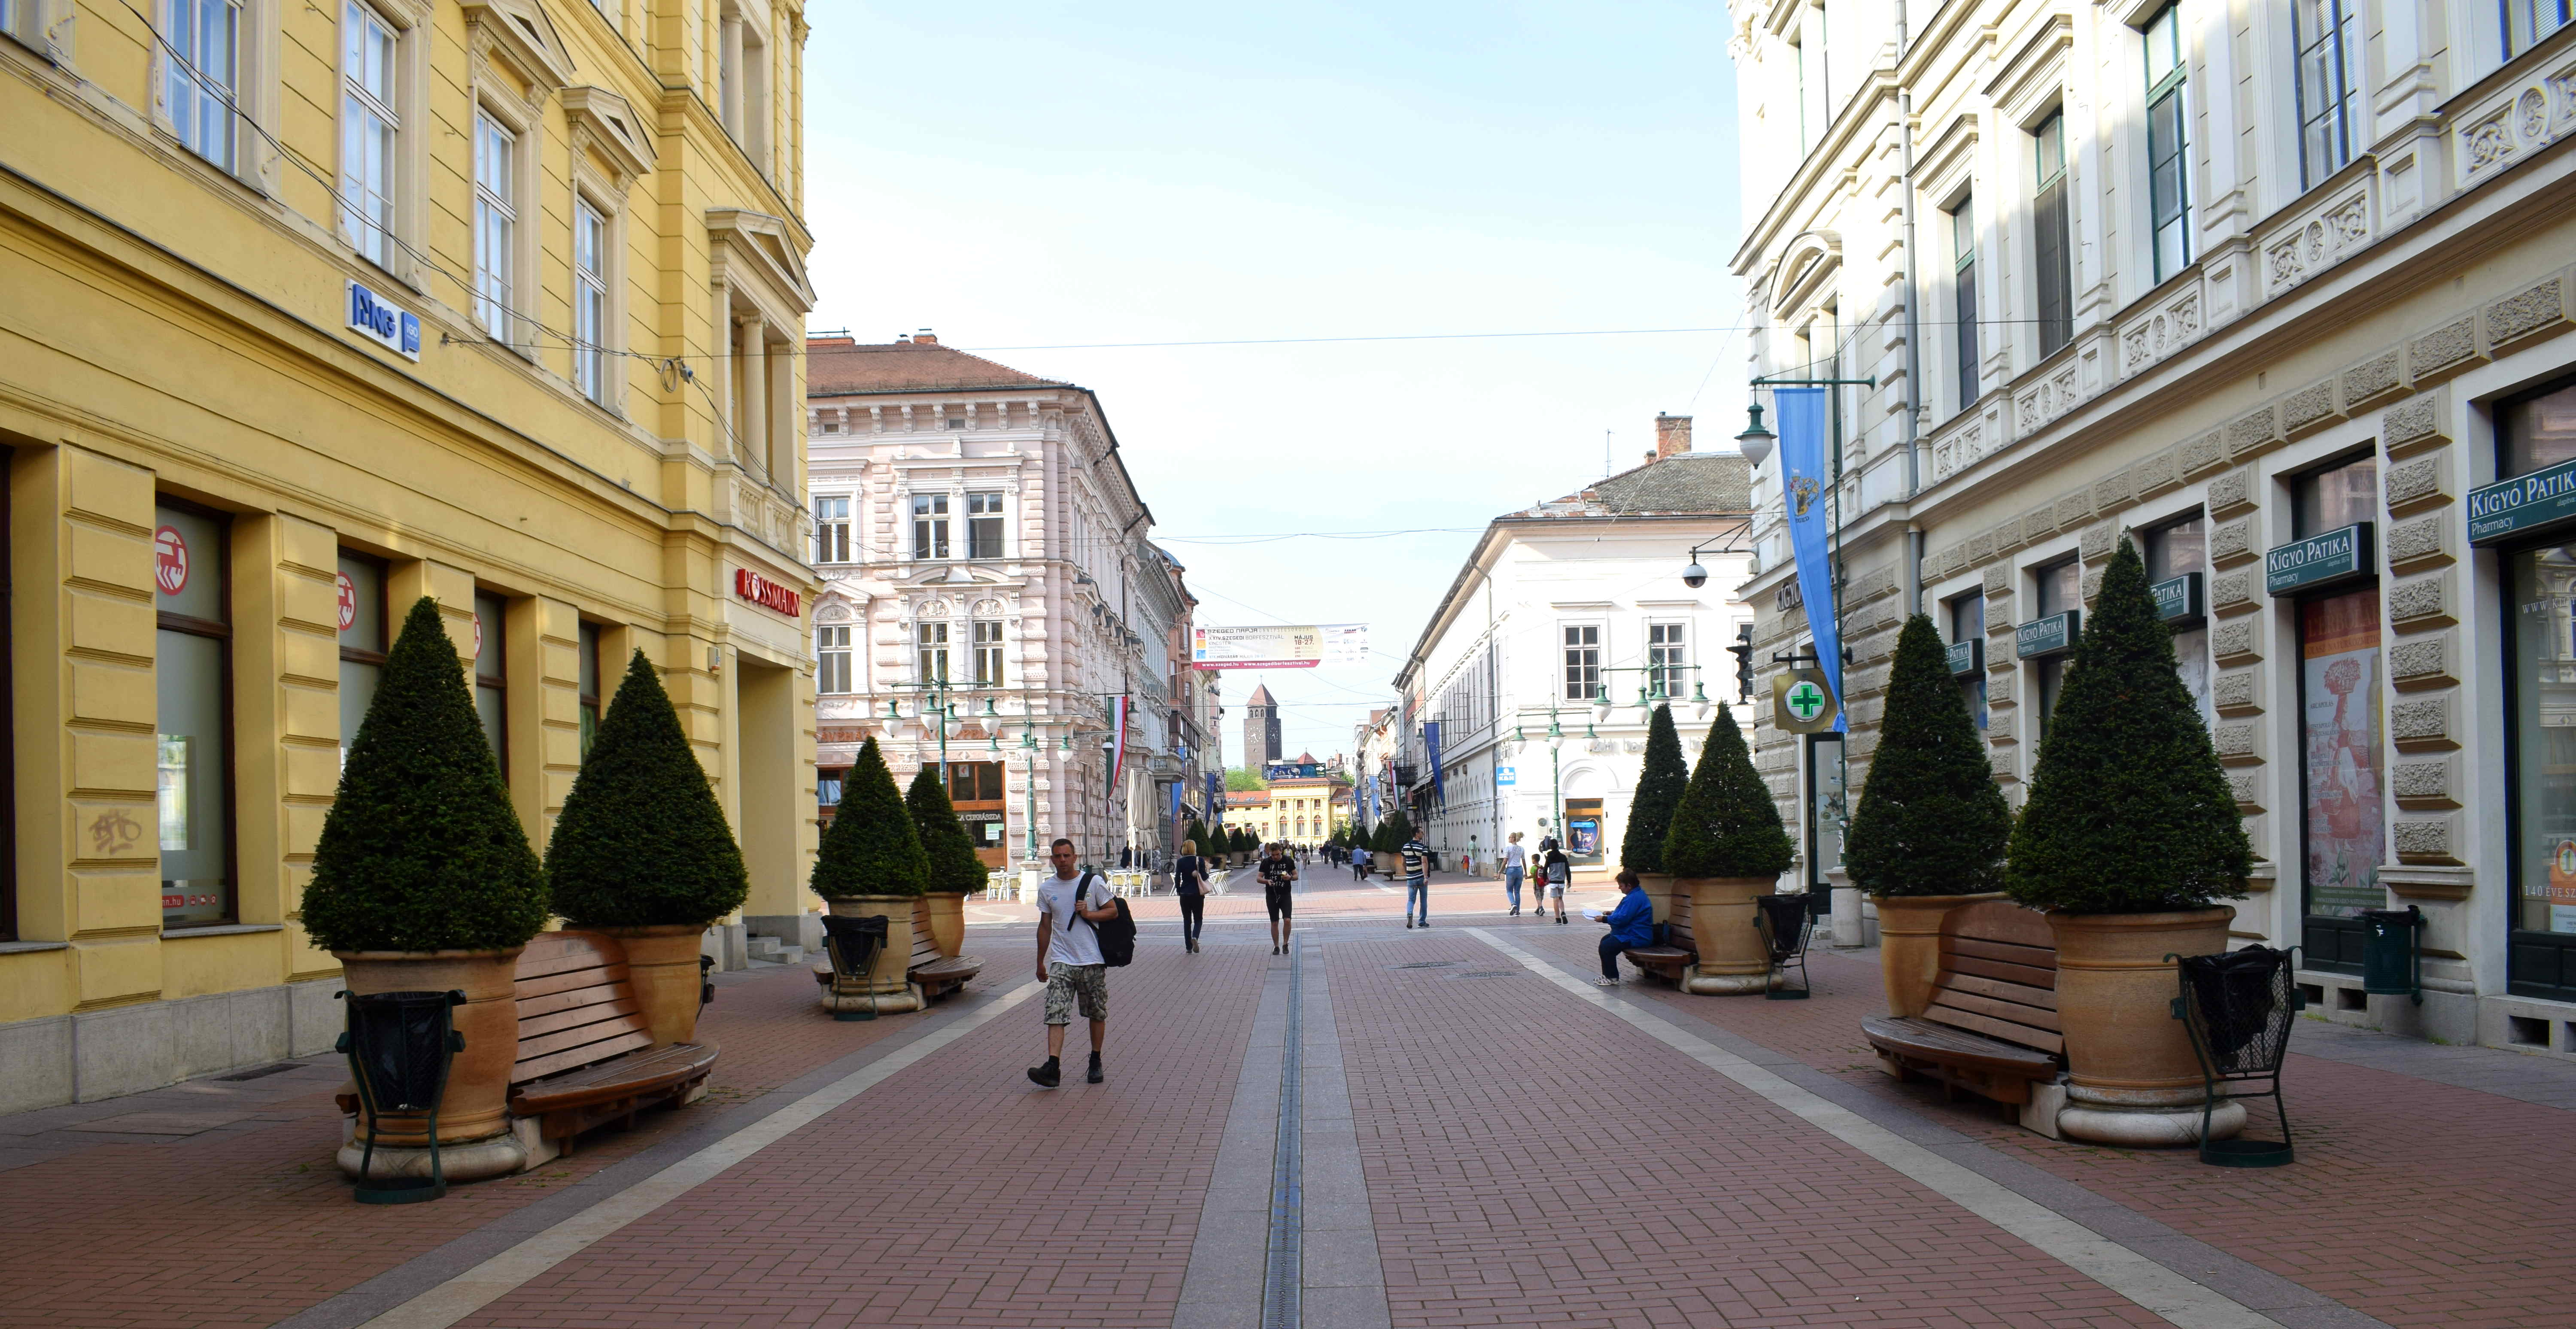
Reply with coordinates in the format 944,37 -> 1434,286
1595,978 -> 1621,987
1027,1060 -> 1061,1088
1086,1053 -> 1104,1085
1403,921 -> 1413,929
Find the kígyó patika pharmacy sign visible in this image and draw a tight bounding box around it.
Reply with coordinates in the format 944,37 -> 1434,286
2470,459 -> 2576,545
2264,523 -> 2373,595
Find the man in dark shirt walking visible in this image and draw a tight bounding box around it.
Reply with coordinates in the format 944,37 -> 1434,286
1258,840 -> 1298,955
1399,836 -> 1431,929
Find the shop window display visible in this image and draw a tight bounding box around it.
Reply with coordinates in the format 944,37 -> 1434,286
2503,379 -> 2576,995
156,504 -> 233,927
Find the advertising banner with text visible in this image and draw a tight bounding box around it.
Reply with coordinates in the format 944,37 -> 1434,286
1190,623 -> 1368,669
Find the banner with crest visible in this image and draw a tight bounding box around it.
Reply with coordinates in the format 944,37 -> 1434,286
1773,387 -> 1845,733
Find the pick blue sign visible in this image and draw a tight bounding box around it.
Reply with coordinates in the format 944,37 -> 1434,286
346,280 -> 422,361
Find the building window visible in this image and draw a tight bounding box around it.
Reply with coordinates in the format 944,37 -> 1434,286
2034,113 -> 2072,355
166,0 -> 240,171
2145,514 -> 2211,725
2032,558 -> 2080,737
2145,4 -> 2191,281
1647,622 -> 1686,698
911,494 -> 949,560
717,0 -> 771,169
340,2 -> 399,268
336,552 -> 387,769
2292,455 -> 2382,957
577,622 -> 602,757
2500,381 -> 2576,995
966,492 -> 1005,558
1949,592 -> 1987,731
817,767 -> 846,812
2294,0 -> 2362,185
973,619 -> 1004,686
1951,196 -> 1979,411
474,591 -> 507,777
814,495 -> 851,564
948,761 -> 1003,803
573,197 -> 608,402
817,623 -> 852,694
1561,624 -> 1601,701
2506,0 -> 2572,56
157,504 -> 233,928
917,621 -> 949,683
473,113 -> 515,341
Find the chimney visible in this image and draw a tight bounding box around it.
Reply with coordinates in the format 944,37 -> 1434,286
911,329 -> 939,346
1654,413 -> 1692,460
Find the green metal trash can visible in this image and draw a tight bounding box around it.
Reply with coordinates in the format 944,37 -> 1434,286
2359,906 -> 2423,1002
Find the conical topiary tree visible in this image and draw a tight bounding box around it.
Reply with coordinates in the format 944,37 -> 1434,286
546,649 -> 750,927
2006,540 -> 2252,913
1233,825 -> 1254,854
1846,615 -> 2014,898
1619,703 -> 1691,874
809,737 -> 929,899
1660,704 -> 1795,880
905,765 -> 988,895
1182,818 -> 1211,854
302,596 -> 549,952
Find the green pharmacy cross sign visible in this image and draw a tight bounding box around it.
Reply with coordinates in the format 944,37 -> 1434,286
1786,680 -> 1827,720
1771,666 -> 1840,734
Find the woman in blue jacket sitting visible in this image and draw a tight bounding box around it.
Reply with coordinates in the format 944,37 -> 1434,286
1596,870 -> 1655,986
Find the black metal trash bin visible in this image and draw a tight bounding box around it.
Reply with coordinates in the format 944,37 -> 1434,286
2360,906 -> 2424,1001
2171,946 -> 2303,1168
820,913 -> 891,1021
336,989 -> 467,1203
1753,894 -> 1814,999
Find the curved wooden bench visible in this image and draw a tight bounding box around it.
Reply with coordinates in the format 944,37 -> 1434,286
908,925 -> 982,1001
504,933 -> 717,1154
1861,900 -> 2061,1118
1622,885 -> 1697,984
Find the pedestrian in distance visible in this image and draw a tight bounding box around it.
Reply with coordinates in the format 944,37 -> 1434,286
1501,831 -> 1528,916
1594,870 -> 1653,986
1542,845 -> 1571,923
1029,838 -> 1119,1088
1400,834 -> 1431,929
1351,844 -> 1371,881
1174,838 -> 1209,954
1258,840 -> 1298,954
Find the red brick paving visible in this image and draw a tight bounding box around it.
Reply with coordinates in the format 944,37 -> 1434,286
1325,929 -> 2166,1329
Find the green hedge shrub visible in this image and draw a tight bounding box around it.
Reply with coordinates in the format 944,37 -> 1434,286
1845,615 -> 2013,898
546,650 -> 750,928
1619,703 -> 1690,874
809,737 -> 929,899
1660,705 -> 1795,880
906,765 -> 990,895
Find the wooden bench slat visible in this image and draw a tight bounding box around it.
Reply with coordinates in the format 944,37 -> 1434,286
514,962 -> 630,1001
513,1044 -> 717,1114
1921,1003 -> 2066,1053
914,956 -> 981,977
1944,953 -> 2059,990
1944,935 -> 2057,969
515,984 -> 629,1027
1942,971 -> 2060,1011
1862,1016 -> 2059,1071
516,995 -> 642,1041
515,1010 -> 650,1062
514,937 -> 620,980
512,1029 -> 653,1083
1943,899 -> 2055,947
1928,988 -> 2062,1035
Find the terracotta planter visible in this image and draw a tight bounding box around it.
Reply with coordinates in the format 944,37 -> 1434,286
1678,877 -> 1777,994
1873,893 -> 2005,1018
2050,907 -> 2245,1145
1632,871 -> 1678,925
586,924 -> 709,1047
821,895 -> 924,1013
923,893 -> 967,958
334,947 -> 522,1146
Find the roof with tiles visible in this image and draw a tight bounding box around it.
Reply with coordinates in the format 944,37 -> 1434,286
1244,684 -> 1277,707
805,334 -> 1068,397
1521,452 -> 1753,519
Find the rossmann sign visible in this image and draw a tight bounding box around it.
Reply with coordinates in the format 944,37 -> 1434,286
734,568 -> 801,616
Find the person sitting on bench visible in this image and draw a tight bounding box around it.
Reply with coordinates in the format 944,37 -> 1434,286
1595,870 -> 1654,987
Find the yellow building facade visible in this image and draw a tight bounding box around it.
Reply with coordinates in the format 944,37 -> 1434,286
0,0 -> 818,1111
1232,776 -> 1349,849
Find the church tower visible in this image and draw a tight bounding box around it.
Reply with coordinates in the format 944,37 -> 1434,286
1243,683 -> 1282,768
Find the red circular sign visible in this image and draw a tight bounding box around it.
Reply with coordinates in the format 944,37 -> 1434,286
153,526 -> 190,596
334,573 -> 357,632
472,614 -> 484,658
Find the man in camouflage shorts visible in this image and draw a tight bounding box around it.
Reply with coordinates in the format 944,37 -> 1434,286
1029,838 -> 1118,1087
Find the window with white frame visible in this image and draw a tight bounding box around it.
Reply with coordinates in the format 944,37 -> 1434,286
916,621 -> 949,683
814,495 -> 851,564
1952,196 -> 1979,411
2295,0 -> 2362,185
2144,5 -> 2190,281
816,623 -> 851,694
2034,113 -> 2072,355
1647,623 -> 1687,698
2506,0 -> 2571,56
340,2 -> 398,268
966,492 -> 1005,558
973,619 -> 1003,685
167,0 -> 240,171
473,113 -> 514,340
911,494 -> 949,559
1561,624 -> 1601,702
573,197 -> 608,401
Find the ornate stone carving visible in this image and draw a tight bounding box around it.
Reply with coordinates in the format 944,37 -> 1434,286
2409,317 -> 2480,381
2463,115 -> 2514,173
2343,352 -> 2405,408
2392,759 -> 2458,808
2178,430 -> 2226,477
2214,722 -> 2260,763
2390,695 -> 2453,747
2022,506 -> 2058,545
2226,406 -> 2282,459
2388,572 -> 2453,630
2393,816 -> 2458,865
2283,380 -> 2339,436
2486,277 -> 2569,348
2080,521 -> 2116,563
2210,569 -> 2257,614
2386,516 -> 2449,570
2212,669 -> 2258,714
2053,491 -> 2093,531
2213,617 -> 2263,663
2208,467 -> 2254,516
1968,531 -> 1997,566
2228,771 -> 2263,810
2210,518 -> 2256,567
2520,88 -> 2549,143
2130,449 -> 2181,496
2384,456 -> 2446,514
2383,395 -> 2445,455
2390,634 -> 2453,689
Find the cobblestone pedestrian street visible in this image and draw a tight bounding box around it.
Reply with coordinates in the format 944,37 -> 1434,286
5,874 -> 2570,1329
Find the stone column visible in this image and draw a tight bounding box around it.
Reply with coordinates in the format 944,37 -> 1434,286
738,313 -> 769,480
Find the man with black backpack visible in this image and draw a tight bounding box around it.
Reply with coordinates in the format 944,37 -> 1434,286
1029,837 -> 1130,1088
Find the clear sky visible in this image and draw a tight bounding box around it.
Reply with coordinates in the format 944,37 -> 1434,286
803,2 -> 1745,765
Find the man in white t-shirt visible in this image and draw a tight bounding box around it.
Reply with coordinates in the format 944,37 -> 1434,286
1030,837 -> 1121,1088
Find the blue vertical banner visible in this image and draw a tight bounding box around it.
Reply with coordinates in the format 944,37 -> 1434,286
1772,386 -> 1846,733
1169,779 -> 1183,833
1207,770 -> 1224,826
1423,722 -> 1445,804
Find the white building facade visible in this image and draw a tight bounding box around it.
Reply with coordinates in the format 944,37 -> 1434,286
1730,0 -> 2576,1050
802,334 -> 1195,886
1392,425 -> 1758,877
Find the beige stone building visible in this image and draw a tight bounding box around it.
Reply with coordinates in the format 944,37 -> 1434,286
1729,0 -> 2576,1051
3,0 -> 817,1110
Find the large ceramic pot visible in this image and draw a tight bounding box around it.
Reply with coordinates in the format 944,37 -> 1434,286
1680,877 -> 1777,994
923,893 -> 967,958
821,895 -> 924,1014
1632,871 -> 1678,926
2049,907 -> 2245,1145
588,923 -> 710,1047
1874,893 -> 2005,1018
335,947 -> 522,1145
